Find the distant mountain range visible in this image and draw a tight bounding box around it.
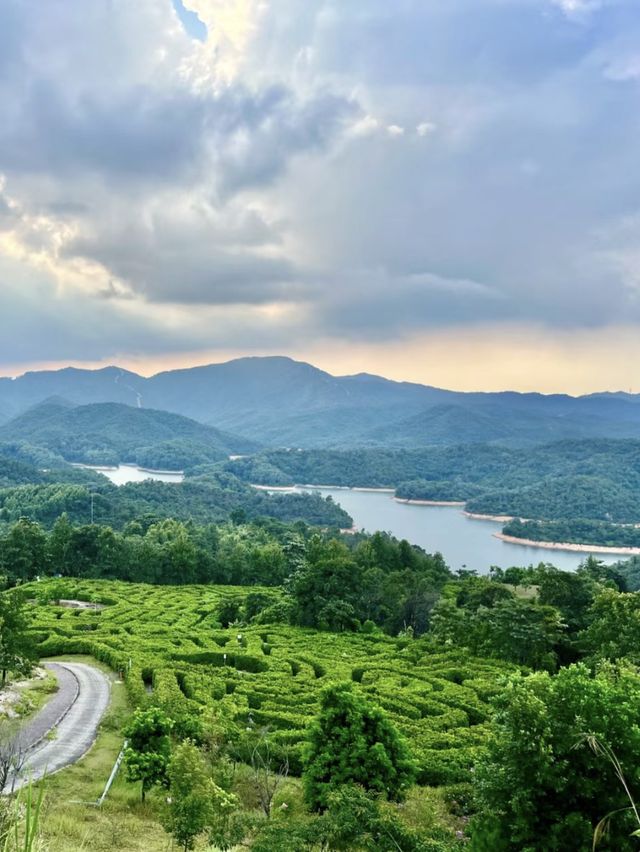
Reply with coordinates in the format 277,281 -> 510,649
2,356 -> 640,449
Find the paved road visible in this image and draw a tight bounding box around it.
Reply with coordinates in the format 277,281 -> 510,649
3,662 -> 111,792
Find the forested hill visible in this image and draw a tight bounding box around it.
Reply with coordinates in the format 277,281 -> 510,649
225,440 -> 640,525
0,399 -> 259,468
2,357 -> 640,448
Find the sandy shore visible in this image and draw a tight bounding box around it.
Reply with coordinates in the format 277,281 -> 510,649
250,483 -> 395,493
495,532 -> 640,555
351,487 -> 395,493
300,485 -> 394,493
71,462 -> 119,471
465,511 -> 515,523
137,466 -> 184,476
395,498 -> 466,507
250,484 -> 297,491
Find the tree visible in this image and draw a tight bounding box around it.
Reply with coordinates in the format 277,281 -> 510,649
249,728 -> 289,818
0,590 -> 37,687
163,740 -> 214,851
536,564 -> 595,632
291,539 -> 363,631
581,588 -> 640,664
0,518 -> 47,583
430,592 -> 563,670
207,780 -> 244,851
471,663 -> 640,851
307,784 -> 430,852
303,683 -> 416,811
123,707 -> 173,802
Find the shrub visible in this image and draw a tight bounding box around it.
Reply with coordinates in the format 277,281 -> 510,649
303,682 -> 416,811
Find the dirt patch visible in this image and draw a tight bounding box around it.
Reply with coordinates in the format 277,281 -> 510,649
0,667 -> 50,720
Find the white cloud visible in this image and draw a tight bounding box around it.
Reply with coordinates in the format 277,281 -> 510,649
1,0 -> 640,370
416,121 -> 436,137
550,0 -> 603,18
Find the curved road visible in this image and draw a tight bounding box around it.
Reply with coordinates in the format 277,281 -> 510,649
3,662 -> 111,793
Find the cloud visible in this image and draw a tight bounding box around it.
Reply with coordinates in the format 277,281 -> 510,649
550,0 -> 604,18
1,0 -> 640,381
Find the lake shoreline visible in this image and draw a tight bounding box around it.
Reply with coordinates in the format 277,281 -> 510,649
395,497 -> 466,507
465,511 -> 515,523
494,532 -> 640,556
136,465 -> 185,476
250,483 -> 395,494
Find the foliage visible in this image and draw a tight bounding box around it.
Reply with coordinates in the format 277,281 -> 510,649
123,707 -> 173,801
24,578 -> 513,788
470,663 -> 640,851
580,588 -> 640,664
290,533 -> 450,636
430,577 -> 563,670
0,589 -> 37,686
163,739 -> 232,852
0,780 -> 46,852
306,785 -> 439,851
503,517 -> 640,549
0,471 -> 351,530
303,682 -> 416,811
247,727 -> 289,818
0,400 -> 256,468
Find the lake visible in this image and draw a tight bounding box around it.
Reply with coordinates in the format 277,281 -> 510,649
301,487 -> 620,573
85,464 -> 184,486
85,467 -> 620,572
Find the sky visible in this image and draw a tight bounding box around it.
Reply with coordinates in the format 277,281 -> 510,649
1,0 -> 640,393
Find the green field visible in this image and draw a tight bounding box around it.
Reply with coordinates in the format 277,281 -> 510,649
26,579 -> 515,789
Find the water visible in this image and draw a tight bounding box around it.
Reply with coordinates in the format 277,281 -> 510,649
83,464 -> 184,486
80,467 -> 621,572
304,487 -> 621,574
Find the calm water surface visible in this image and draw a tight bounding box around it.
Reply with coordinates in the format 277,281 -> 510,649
306,487 -> 619,574
88,464 -> 184,485
86,469 -> 620,573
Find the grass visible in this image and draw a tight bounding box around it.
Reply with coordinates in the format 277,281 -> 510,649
33,656 -> 169,852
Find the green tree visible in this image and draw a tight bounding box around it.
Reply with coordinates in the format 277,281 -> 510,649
536,564 -> 595,632
307,784 -> 431,852
580,588 -> 640,663
207,782 -> 243,851
0,590 -> 37,687
291,539 -> 363,631
303,683 -> 415,811
471,663 -> 640,851
163,740 -> 214,851
0,518 -> 47,583
123,707 -> 173,802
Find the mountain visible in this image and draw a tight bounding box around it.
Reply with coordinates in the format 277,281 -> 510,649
0,366 -> 144,422
2,356 -> 640,448
0,399 -> 259,468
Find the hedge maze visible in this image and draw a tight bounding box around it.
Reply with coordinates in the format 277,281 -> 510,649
26,579 -> 515,787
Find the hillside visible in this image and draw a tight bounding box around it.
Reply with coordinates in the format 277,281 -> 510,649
0,399 -> 259,468
3,357 -> 640,448
226,439 -> 640,526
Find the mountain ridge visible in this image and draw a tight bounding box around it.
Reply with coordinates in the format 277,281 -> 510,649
2,356 -> 640,448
